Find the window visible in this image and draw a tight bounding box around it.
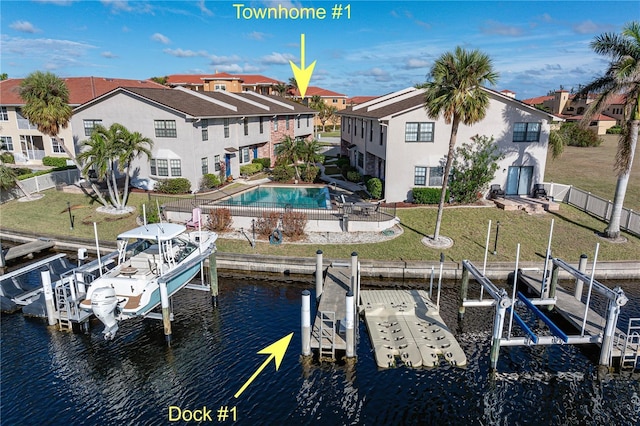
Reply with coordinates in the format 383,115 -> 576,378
260,117 -> 264,134
240,147 -> 250,164
286,116 -> 290,130
214,84 -> 226,91
16,109 -> 37,130
429,167 -> 443,186
214,155 -> 221,171
154,120 -> 177,138
51,138 -> 65,153
0,136 -> 13,151
405,122 -> 434,142
306,115 -> 310,127
357,152 -> 364,168
414,167 -> 427,185
370,120 -> 374,141
224,118 -> 230,138
513,122 -> 541,142
297,116 -> 300,128
156,159 -> 169,176
201,157 -> 208,175
273,116 -> 278,132
244,117 -> 249,136
83,119 -> 102,136
170,159 -> 181,176
201,119 -> 208,141
0,107 -> 8,121
332,99 -> 337,103
150,159 -> 156,175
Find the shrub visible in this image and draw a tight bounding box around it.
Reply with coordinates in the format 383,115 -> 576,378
606,125 -> 622,134
282,211 -> 307,240
0,152 -> 15,164
271,165 -> 295,182
139,202 -> 160,223
255,211 -> 280,237
154,178 -> 191,194
240,162 -> 263,176
200,173 -> 221,190
252,157 -> 271,168
449,135 -> 504,204
346,171 -> 362,183
208,208 -> 232,232
300,164 -> 319,182
16,165 -> 75,180
367,178 -> 383,199
42,156 -> 69,168
412,187 -> 449,204
553,122 -> 603,148
336,157 -> 350,167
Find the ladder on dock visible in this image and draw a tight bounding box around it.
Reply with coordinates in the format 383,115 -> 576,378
318,311 -> 336,361
55,280 -> 73,331
54,272 -> 90,331
620,319 -> 640,370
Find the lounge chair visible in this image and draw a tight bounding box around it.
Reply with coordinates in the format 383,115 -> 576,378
532,184 -> 547,199
186,207 -> 202,228
489,184 -> 505,199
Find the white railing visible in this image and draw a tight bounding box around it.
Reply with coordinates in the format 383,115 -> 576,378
1,168 -> 82,203
543,182 -> 639,238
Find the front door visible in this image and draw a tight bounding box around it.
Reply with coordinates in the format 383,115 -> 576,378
225,154 -> 232,178
506,166 -> 533,195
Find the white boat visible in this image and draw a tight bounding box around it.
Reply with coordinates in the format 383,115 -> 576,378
79,223 -> 217,339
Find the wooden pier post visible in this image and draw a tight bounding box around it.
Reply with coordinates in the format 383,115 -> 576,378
315,250 -> 323,302
459,266 -> 469,321
209,252 -> 218,307
159,282 -> 172,346
40,268 -> 57,326
350,252 -> 358,292
345,291 -> 355,359
301,290 -> 311,357
548,263 -> 560,311
574,254 -> 588,301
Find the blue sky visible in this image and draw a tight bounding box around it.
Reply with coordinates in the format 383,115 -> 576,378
1,0 -> 635,99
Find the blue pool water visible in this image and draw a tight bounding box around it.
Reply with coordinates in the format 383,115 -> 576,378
219,185 -> 330,209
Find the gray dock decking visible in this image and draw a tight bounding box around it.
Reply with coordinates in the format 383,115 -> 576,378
4,240 -> 55,261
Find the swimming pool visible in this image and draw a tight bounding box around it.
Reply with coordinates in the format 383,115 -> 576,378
218,185 -> 331,209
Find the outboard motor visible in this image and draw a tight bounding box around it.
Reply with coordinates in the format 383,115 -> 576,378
91,287 -> 119,340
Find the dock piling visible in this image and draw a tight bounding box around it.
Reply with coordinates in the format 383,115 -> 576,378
459,266 -> 469,321
40,267 -> 57,326
159,281 -> 172,346
575,254 -> 588,300
209,252 -> 218,307
0,241 -> 6,269
345,291 -> 355,359
548,263 -> 560,311
315,250 -> 323,302
350,252 -> 358,293
301,290 -> 311,357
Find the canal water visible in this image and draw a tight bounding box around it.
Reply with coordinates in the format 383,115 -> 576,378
2,268 -> 640,425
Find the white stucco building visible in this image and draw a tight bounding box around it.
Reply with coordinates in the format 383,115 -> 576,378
338,87 -> 561,203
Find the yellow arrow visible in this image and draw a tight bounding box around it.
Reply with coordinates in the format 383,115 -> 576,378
289,34 -> 316,99
234,332 -> 293,399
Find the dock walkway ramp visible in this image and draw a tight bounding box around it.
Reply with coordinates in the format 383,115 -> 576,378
361,289 -> 466,368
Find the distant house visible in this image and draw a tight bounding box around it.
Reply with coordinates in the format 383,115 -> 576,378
0,77 -> 165,164
289,86 -> 348,129
522,90 -> 623,134
70,87 -> 316,191
347,96 -> 378,108
166,73 -> 284,96
338,87 -> 561,203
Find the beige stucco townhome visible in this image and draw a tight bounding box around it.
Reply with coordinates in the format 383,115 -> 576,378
338,87 -> 561,203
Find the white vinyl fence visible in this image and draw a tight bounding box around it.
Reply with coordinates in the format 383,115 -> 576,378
542,182 -> 640,238
1,168 -> 81,203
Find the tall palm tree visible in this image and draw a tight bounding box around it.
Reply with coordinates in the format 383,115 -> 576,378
579,21 -> 640,239
274,83 -> 288,97
19,71 -> 109,206
77,124 -> 120,208
419,46 -> 498,241
275,135 -> 304,180
116,130 -> 153,206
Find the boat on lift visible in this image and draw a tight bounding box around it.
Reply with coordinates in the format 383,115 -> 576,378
79,222 -> 217,339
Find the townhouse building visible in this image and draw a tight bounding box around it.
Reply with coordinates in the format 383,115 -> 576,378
166,73 -> 283,95
70,86 -> 316,191
339,87 -> 561,203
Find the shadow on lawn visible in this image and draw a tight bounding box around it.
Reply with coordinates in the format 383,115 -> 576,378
548,210 -> 603,235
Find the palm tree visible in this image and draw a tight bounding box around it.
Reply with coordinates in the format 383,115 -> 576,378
578,21 -> 640,239
418,46 -> 499,241
77,124 -> 120,208
116,130 -> 153,206
274,83 -> 288,97
19,71 -> 109,206
275,135 -> 304,180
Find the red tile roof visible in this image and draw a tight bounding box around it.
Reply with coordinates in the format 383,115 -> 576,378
166,73 -> 283,86
522,95 -> 553,106
348,96 -> 378,105
0,77 -> 166,105
564,113 -> 617,122
290,86 -> 346,98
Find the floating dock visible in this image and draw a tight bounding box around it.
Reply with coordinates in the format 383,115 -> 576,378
360,289 -> 467,368
2,239 -> 55,263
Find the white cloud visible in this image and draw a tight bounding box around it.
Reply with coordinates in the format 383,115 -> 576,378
358,67 -> 391,82
481,20 -> 524,36
101,51 -> 118,58
247,31 -> 268,41
1,36 -> 97,72
198,0 -> 213,16
209,54 -> 242,65
572,20 -> 613,35
10,21 -> 40,33
261,52 -> 296,65
404,58 -> 430,69
101,0 -> 133,12
151,33 -> 170,44
164,48 -> 208,58
34,0 -> 76,5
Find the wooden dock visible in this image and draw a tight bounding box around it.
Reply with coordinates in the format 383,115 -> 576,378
518,270 -> 626,358
310,265 -> 351,359
3,239 -> 55,262
360,289 -> 467,368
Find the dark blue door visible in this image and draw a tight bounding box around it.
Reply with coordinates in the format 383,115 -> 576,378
225,154 -> 231,178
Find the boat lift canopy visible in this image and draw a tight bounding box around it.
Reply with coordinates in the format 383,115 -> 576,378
117,223 -> 187,242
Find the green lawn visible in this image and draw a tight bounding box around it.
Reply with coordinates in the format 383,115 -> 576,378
2,189 -> 638,262
545,134 -> 640,211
